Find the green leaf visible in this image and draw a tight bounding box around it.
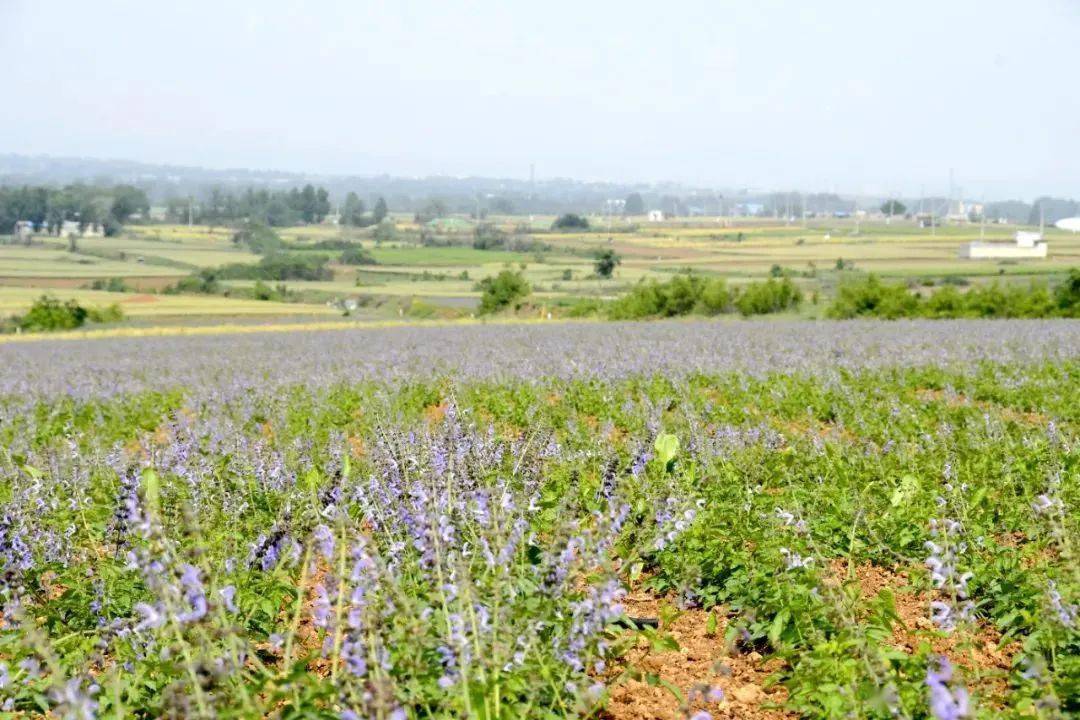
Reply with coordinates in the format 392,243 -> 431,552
706,610 -> 718,637
141,468 -> 160,516
768,608 -> 790,645
890,474 -> 919,507
654,433 -> 680,467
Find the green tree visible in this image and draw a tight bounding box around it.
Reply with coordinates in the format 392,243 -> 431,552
477,269 -> 530,315
552,213 -> 589,230
880,199 -> 906,216
110,185 -> 150,223
373,197 -> 389,224
624,192 -> 645,215
341,192 -> 367,226
594,249 -> 621,278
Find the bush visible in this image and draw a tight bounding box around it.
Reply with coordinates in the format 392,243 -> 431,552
1056,268 -> 1080,317
7,294 -> 124,332
167,269 -> 222,295
477,269 -> 530,315
552,213 -> 589,230
16,295 -> 88,331
90,277 -> 132,292
827,276 -> 917,319
338,246 -> 377,265
594,249 -> 621,278
232,223 -> 283,254
608,275 -> 799,319
218,254 -> 333,282
827,273 -> 1077,319
734,277 -> 803,316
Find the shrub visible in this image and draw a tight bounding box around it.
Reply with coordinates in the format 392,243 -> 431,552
827,273 -> 1077,319
594,249 -> 621,278
16,295 -> 88,331
218,254 -> 333,282
552,213 -> 589,230
7,294 -> 124,332
477,269 -> 530,315
608,275 -> 752,319
338,246 -> 377,265
827,276 -> 918,319
231,223 -> 283,255
1055,268 -> 1080,317
733,277 -> 803,316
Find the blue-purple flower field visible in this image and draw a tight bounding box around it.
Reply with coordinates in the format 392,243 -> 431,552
0,320 -> 1077,719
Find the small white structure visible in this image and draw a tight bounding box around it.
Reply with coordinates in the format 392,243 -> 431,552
13,220 -> 34,243
58,220 -> 104,237
647,209 -> 665,222
1056,217 -> 1080,233
960,230 -> 1048,259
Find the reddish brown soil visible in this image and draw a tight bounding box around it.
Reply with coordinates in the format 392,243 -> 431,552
602,590 -> 794,720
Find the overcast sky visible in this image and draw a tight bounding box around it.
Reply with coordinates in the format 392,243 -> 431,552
2,0 -> 1078,199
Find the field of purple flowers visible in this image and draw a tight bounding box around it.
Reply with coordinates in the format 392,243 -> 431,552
0,319 -> 1077,719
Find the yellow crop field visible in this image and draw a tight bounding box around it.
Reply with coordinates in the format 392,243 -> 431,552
0,286 -> 336,319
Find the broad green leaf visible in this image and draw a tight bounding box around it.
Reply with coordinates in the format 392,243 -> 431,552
654,433 -> 680,466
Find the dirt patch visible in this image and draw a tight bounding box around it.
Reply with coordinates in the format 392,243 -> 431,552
824,560 -> 1019,705
916,388 -> 1048,426
602,589 -> 794,720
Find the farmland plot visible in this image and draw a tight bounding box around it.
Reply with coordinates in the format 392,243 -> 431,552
0,320 -> 1076,719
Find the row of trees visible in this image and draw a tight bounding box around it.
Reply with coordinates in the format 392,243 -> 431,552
341,193 -> 388,227
166,185 -> 335,227
1,184 -> 150,237
166,187 -> 393,228
828,272 -> 1080,319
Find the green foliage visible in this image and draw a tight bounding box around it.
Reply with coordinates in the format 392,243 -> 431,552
552,213 -> 590,230
594,248 -> 621,278
166,269 -> 221,295
624,192 -> 645,215
5,294 -> 124,332
733,277 -> 803,316
231,222 -> 283,255
0,362 -> 1077,717
218,254 -> 333,282
340,191 -> 369,227
372,220 -> 397,244
607,274 -> 799,319
828,273 -> 1080,319
373,196 -> 389,224
880,199 -> 906,215
109,184 -> 150,223
477,269 -> 530,314
89,277 -> 132,293
169,185 -> 332,226
337,245 -> 378,265
14,295 -> 88,331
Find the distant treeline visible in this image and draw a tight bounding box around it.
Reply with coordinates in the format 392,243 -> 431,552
166,185 -> 334,227
828,272 -> 1080,319
0,183 -> 150,236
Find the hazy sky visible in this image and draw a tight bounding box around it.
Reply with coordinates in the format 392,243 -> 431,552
2,0 -> 1078,198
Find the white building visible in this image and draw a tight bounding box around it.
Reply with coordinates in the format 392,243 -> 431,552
13,220 -> 34,243
647,209 -> 665,222
58,220 -> 104,237
960,230 -> 1048,259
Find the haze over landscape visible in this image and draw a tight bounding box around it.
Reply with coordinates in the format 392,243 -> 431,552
3,0 -> 1080,199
